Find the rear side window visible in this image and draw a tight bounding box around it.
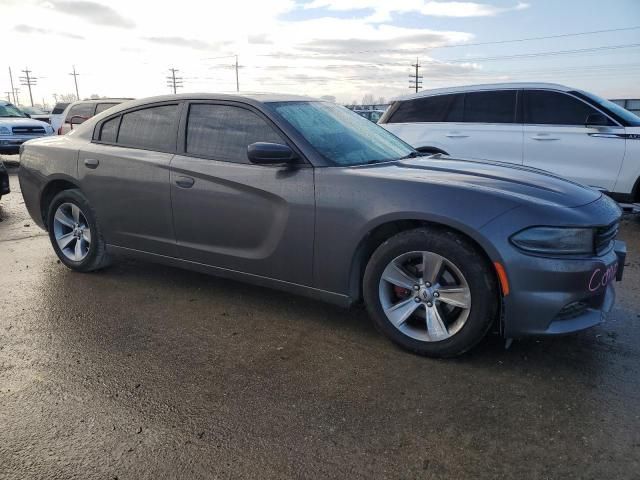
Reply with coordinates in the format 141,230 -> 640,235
65,103 -> 95,123
388,94 -> 463,123
523,90 -> 607,126
95,102 -> 119,114
99,116 -> 120,143
463,91 -> 516,123
186,104 -> 284,163
52,103 -> 69,114
118,105 -> 178,151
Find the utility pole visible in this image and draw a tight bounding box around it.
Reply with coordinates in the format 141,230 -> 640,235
235,55 -> 239,92
13,88 -> 20,105
69,65 -> 80,100
409,57 -> 423,93
8,67 -> 17,104
4,91 -> 11,102
166,68 -> 183,94
19,68 -> 37,106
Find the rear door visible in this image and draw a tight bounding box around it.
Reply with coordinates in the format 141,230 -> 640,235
451,90 -> 522,164
79,102 -> 180,256
522,89 -> 626,191
169,101 -> 315,286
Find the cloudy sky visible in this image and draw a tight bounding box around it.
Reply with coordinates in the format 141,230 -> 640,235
2,0 -> 639,107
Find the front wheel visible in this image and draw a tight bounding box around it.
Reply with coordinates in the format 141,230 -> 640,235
363,228 -> 498,357
47,189 -> 111,272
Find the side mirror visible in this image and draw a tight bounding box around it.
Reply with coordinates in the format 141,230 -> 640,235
69,115 -> 88,130
585,113 -> 609,127
247,142 -> 297,165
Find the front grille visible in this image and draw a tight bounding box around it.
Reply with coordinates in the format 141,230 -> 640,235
12,126 -> 46,135
595,221 -> 619,254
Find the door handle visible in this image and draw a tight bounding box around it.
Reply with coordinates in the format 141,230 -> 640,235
445,132 -> 469,138
175,176 -> 195,188
531,134 -> 560,141
84,158 -> 99,169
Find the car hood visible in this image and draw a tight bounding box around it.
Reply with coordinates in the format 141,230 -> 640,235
356,156 -> 601,208
0,117 -> 50,128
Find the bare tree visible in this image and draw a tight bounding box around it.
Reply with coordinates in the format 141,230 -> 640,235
361,93 -> 375,105
56,93 -> 77,102
377,97 -> 386,105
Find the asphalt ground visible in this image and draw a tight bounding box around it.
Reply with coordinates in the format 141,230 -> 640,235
1,158 -> 639,479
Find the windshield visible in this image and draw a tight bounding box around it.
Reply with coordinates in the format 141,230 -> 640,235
21,106 -> 47,115
0,103 -> 27,118
574,90 -> 640,126
269,101 -> 414,166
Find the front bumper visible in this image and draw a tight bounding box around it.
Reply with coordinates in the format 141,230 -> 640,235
0,134 -> 51,151
481,196 -> 625,338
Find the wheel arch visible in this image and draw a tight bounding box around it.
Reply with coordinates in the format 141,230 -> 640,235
347,217 -> 501,305
40,176 -> 82,230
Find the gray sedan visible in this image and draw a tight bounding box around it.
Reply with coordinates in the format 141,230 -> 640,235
18,94 -> 626,357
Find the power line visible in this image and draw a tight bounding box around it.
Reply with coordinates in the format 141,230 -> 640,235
256,26 -> 640,57
69,65 -> 80,100
166,68 -> 184,94
19,67 -> 37,107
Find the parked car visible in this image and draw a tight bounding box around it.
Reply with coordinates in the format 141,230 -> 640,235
58,98 -> 133,135
0,160 -> 9,200
354,109 -> 386,123
19,105 -> 51,124
0,101 -> 55,154
19,94 -> 625,357
49,102 -> 71,132
379,82 -> 640,202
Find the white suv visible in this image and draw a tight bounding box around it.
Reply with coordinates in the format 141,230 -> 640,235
380,83 -> 640,202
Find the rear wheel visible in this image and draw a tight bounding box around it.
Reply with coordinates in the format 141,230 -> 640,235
47,189 -> 111,272
363,228 -> 498,357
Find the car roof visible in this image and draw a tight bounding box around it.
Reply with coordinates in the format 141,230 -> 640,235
395,82 -> 573,101
68,98 -> 134,105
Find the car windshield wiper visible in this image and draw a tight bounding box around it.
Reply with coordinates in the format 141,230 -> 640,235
399,151 -> 420,160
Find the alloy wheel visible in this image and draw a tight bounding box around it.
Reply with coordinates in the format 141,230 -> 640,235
53,202 -> 92,262
378,250 -> 471,342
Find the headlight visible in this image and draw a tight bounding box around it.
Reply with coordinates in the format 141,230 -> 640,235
0,126 -> 10,135
511,227 -> 595,255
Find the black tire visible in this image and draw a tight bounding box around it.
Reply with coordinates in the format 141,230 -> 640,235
363,228 -> 498,358
47,189 -> 111,272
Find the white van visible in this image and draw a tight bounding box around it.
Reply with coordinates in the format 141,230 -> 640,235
380,83 -> 640,202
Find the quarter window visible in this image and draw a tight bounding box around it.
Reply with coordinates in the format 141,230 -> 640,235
99,116 -> 120,143
524,90 -> 606,126
463,91 -> 516,123
117,105 -> 178,151
65,103 -> 95,123
186,104 -> 284,163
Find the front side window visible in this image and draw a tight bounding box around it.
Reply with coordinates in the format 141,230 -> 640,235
523,90 -> 605,126
65,103 -> 95,123
269,101 -> 414,166
186,104 -> 284,163
463,90 -> 516,123
118,105 -> 178,151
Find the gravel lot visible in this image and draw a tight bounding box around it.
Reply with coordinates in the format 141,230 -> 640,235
1,158 -> 639,479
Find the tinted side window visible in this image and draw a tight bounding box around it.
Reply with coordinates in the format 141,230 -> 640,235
95,102 -> 119,114
118,105 -> 178,151
524,90 -> 603,125
464,90 -> 516,123
186,104 -> 284,163
52,103 -> 69,114
99,116 -> 120,143
65,103 -> 95,123
388,94 -> 460,123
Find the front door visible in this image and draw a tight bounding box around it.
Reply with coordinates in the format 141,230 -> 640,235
522,90 -> 626,191
170,102 -> 315,286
